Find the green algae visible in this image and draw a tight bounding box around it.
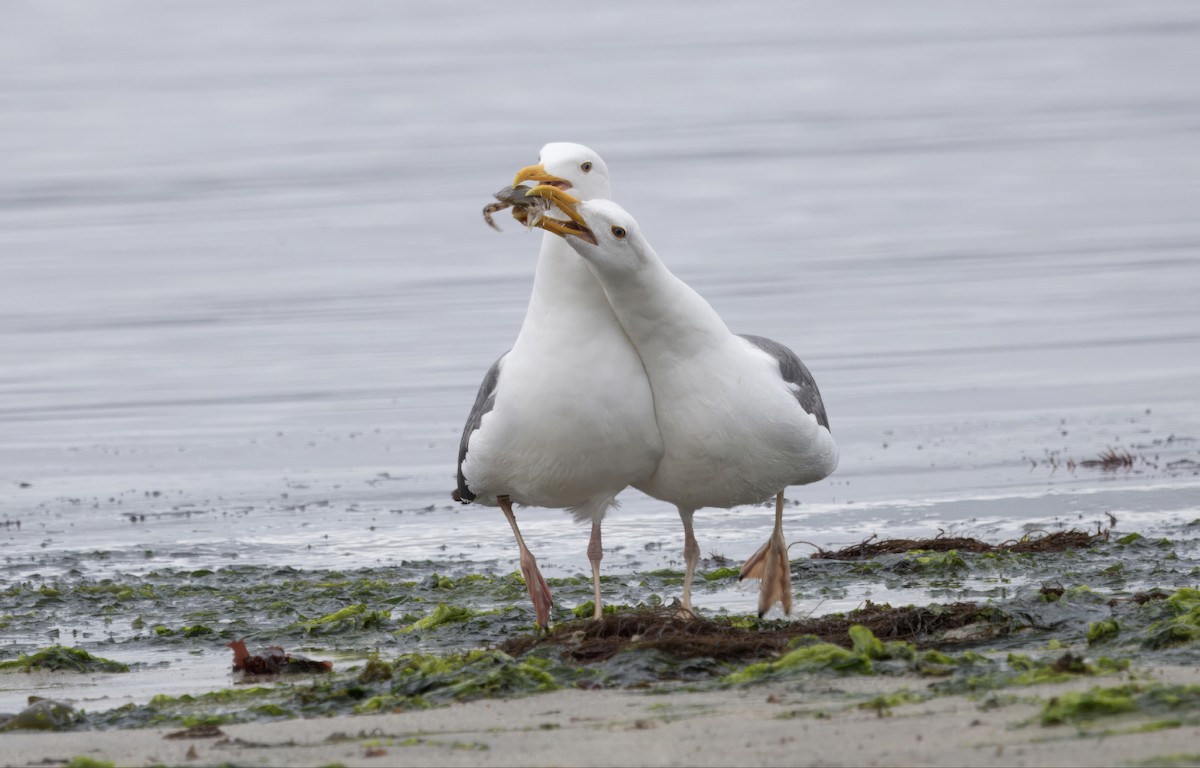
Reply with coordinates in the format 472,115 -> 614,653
0,646 -> 129,674
299,604 -> 391,635
1166,588 -> 1200,611
193,648 -> 563,723
857,689 -> 926,716
905,549 -> 968,573
727,624 -> 935,685
64,758 -> 115,768
179,713 -> 237,728
392,649 -> 558,699
149,686 -> 275,709
392,736 -> 490,751
849,624 -> 886,658
402,603 -> 481,632
915,649 -> 959,676
1143,588 -> 1200,649
1088,619 -> 1121,644
313,649 -> 565,716
1,699 -> 81,731
357,653 -> 393,683
1129,719 -> 1183,733
1005,652 -> 1114,685
700,567 -> 741,581
724,641 -> 869,683
1040,683 -> 1200,726
1041,684 -> 1139,724
571,601 -> 623,618
724,625 -> 901,683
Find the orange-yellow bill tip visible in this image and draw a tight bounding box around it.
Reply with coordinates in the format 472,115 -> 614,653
526,185 -> 586,227
534,216 -> 597,245
512,163 -> 568,188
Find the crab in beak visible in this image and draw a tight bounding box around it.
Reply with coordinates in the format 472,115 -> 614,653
523,185 -> 597,245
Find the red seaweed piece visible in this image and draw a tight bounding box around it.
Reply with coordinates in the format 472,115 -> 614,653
226,639 -> 332,675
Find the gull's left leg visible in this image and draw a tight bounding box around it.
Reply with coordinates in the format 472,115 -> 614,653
587,522 -> 604,620
678,507 -> 700,618
498,494 -> 553,628
738,491 -> 793,617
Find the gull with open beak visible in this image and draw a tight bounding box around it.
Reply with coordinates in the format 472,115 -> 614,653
452,144 -> 662,627
526,186 -> 838,617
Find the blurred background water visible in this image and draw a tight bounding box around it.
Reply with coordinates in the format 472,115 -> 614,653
2,0 -> 1199,608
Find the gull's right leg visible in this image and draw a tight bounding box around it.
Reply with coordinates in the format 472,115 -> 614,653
678,507 -> 700,618
588,522 -> 604,620
738,491 -> 793,617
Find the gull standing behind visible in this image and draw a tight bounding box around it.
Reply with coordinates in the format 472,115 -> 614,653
452,144 -> 662,627
528,190 -> 838,617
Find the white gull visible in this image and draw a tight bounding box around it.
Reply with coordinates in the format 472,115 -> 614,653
528,190 -> 838,617
453,144 -> 662,626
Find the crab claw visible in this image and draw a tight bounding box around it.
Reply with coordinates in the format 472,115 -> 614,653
525,186 -> 596,244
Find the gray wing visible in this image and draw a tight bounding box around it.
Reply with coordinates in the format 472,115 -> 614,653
737,334 -> 830,431
453,352 -> 507,503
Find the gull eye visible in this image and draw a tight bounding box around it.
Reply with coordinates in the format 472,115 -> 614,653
611,226 -> 627,239
580,161 -> 593,173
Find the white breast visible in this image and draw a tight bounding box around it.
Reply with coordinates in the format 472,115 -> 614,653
459,236 -> 663,518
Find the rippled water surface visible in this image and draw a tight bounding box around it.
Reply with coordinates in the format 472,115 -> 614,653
2,0 -> 1199,712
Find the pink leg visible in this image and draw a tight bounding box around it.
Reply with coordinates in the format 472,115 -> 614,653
498,495 -> 553,628
588,522 -> 604,620
679,508 -> 699,618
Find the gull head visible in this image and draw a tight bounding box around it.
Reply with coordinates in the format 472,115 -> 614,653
511,142 -> 612,202
525,190 -> 647,275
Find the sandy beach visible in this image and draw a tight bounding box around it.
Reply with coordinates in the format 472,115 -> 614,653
3,666 -> 1199,767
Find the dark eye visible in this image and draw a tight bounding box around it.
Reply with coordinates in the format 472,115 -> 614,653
581,161 -> 593,173
611,226 -> 626,239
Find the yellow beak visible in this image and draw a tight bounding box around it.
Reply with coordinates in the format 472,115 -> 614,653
525,185 -> 596,245
512,163 -> 570,188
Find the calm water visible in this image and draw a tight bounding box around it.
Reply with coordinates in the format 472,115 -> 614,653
2,0 -> 1200,708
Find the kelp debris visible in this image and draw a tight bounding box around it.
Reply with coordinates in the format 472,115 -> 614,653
1080,448 -> 1136,471
810,528 -> 1108,560
1040,582 -> 1066,601
1030,448 -> 1143,473
1107,590 -> 1171,608
226,640 -> 332,675
499,602 -> 989,663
